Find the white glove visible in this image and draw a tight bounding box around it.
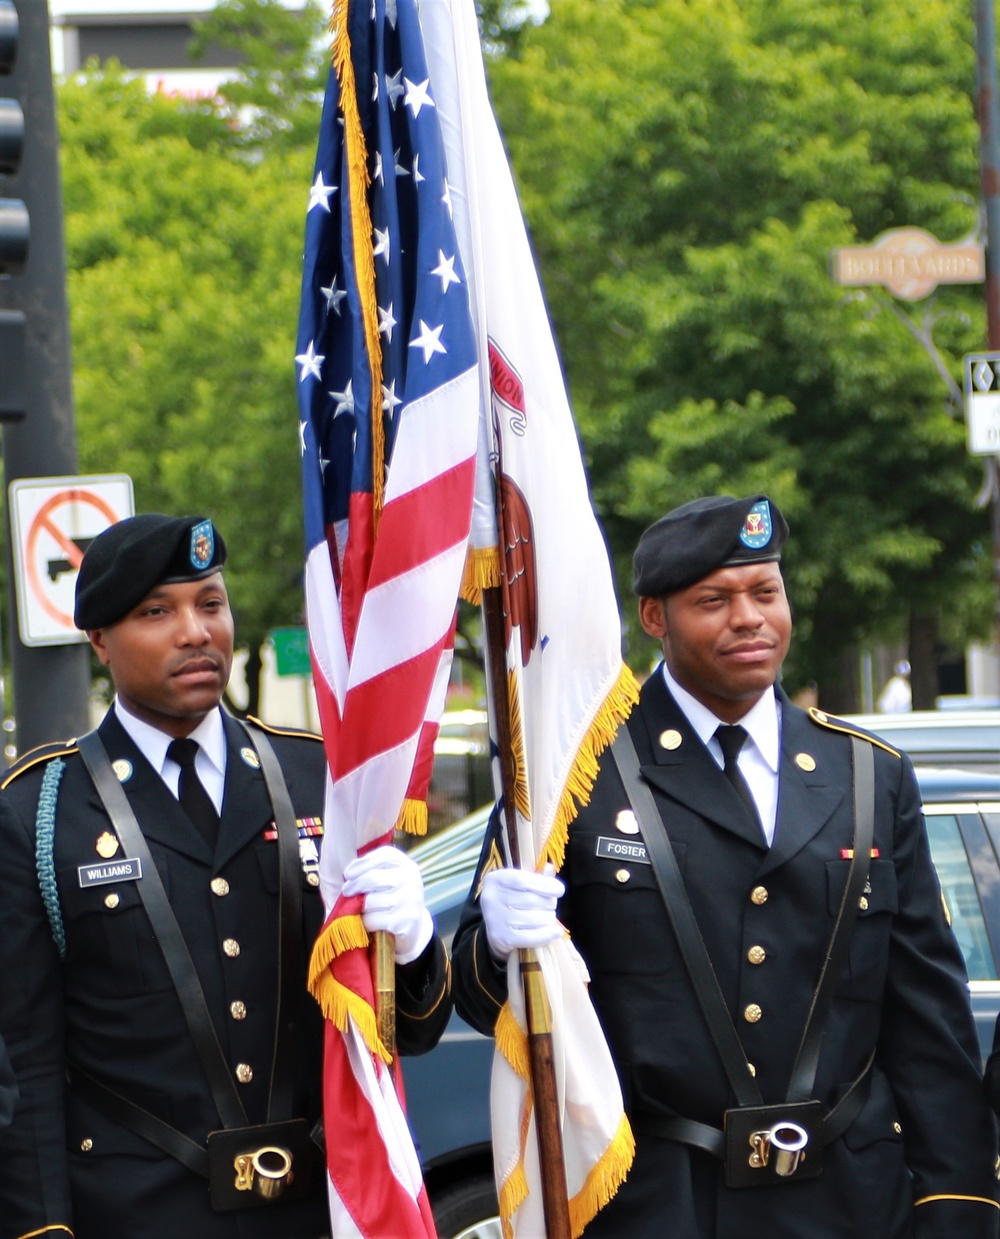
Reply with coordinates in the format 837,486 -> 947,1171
342,846 -> 434,965
480,865 -> 566,962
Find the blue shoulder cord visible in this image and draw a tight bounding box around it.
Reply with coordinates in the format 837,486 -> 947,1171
35,758 -> 67,960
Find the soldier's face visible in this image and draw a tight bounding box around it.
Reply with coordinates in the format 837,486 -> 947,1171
639,563 -> 791,724
88,575 -> 235,737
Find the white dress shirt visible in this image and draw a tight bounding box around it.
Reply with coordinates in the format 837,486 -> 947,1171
660,664 -> 781,845
113,698 -> 228,816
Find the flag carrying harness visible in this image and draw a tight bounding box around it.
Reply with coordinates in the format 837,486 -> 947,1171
36,721 -> 319,1210
610,727 -> 876,1188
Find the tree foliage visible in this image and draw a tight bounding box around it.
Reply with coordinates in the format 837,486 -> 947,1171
59,62 -> 317,711
487,0 -> 994,707
56,0 -> 999,714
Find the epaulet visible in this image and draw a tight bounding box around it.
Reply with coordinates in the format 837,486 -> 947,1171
1,738 -> 79,789
806,708 -> 901,758
246,715 -> 323,743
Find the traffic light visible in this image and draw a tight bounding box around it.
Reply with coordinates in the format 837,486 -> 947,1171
0,0 -> 28,277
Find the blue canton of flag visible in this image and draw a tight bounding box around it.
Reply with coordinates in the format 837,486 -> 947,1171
295,0 -> 478,570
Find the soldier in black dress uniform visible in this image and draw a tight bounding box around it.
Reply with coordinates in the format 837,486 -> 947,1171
453,494 -> 998,1239
0,514 -> 451,1239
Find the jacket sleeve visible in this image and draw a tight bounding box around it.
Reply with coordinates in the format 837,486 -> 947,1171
451,807 -> 511,1036
876,755 -> 999,1239
395,933 -> 453,1056
0,787 -> 76,1239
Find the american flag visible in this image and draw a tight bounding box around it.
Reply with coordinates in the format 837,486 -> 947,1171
295,0 -> 481,1233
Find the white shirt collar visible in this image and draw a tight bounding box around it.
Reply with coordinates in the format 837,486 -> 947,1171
113,698 -> 228,782
660,663 -> 781,773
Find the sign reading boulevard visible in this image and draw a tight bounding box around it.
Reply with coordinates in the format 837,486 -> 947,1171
963,353 -> 1000,457
9,475 -> 134,646
832,227 -> 984,301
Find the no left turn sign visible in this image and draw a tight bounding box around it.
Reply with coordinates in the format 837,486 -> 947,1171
9,475 -> 134,646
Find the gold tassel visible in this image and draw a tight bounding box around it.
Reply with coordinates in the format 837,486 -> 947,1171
568,1113 -> 636,1237
395,797 -> 428,836
330,0 -> 385,524
540,664 -> 640,872
460,545 -> 502,605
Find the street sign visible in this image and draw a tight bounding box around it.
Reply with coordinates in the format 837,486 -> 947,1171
832,227 -> 984,301
963,353 -> 1000,456
9,474 -> 134,646
271,626 -> 311,677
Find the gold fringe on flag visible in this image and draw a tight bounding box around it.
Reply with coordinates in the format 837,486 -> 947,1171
539,663 -> 640,873
495,1001 -> 531,1081
498,1159 -> 529,1239
506,670 -> 531,819
394,797 -> 429,836
460,545 -> 502,605
330,0 -> 386,524
308,913 -> 369,985
310,970 -> 393,1064
568,1113 -> 636,1238
497,993 -> 637,1239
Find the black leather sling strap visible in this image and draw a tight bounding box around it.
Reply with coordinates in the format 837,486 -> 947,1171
72,721 -> 302,1176
610,727 -> 875,1158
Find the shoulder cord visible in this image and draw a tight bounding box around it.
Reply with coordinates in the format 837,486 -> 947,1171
35,758 -> 67,960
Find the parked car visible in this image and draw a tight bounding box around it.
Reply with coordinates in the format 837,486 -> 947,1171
845,709 -> 1000,773
406,762 -> 1000,1239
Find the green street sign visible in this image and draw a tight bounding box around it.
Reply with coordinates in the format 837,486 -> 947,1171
270,626 -> 311,678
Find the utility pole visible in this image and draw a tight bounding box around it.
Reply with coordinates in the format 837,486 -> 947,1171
0,0 -> 90,753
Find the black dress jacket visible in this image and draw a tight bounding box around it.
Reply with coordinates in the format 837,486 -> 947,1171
452,672 -> 998,1239
0,709 -> 451,1239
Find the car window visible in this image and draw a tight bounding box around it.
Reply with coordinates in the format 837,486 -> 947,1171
925,812 -> 999,982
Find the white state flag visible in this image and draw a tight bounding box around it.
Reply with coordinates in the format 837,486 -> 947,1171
420,2 -> 640,1234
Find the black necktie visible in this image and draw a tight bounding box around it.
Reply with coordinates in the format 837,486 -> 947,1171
167,738 -> 219,848
714,724 -> 762,833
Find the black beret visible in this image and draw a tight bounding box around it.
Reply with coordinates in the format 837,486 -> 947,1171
74,514 -> 227,630
633,494 -> 788,597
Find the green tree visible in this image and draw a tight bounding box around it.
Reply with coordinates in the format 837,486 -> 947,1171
59,64 -> 316,713
487,0 -> 993,708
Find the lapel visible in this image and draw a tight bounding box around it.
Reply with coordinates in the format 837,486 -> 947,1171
214,714 -> 275,869
758,694 -> 846,876
634,671 -> 768,851
95,712 -> 213,863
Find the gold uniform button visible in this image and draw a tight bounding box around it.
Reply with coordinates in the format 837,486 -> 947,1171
659,729 -> 683,751
80,1138 -> 94,1152
223,938 -> 241,958
892,1121 -> 902,1134
747,945 -> 766,965
211,877 -> 230,897
235,1063 -> 253,1084
307,872 -> 320,887
104,892 -> 120,910
744,1003 -> 763,1023
794,752 -> 816,772
750,885 -> 769,906
615,868 -> 631,884
747,1063 -> 757,1077
859,896 -> 869,912
230,1001 -> 247,1021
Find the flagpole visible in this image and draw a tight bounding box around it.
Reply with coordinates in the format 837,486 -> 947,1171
483,585 -> 572,1239
374,931 -> 396,1060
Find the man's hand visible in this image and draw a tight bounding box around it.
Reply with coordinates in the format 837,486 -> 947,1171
342,846 -> 434,965
480,866 -> 566,961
